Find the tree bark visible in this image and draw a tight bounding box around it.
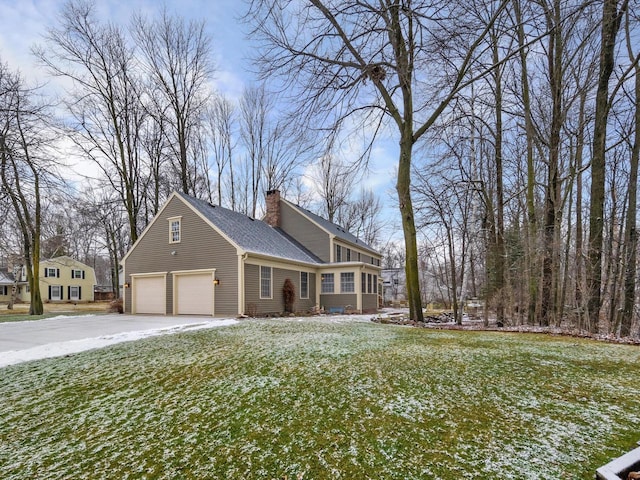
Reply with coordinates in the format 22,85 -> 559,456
587,0 -> 628,333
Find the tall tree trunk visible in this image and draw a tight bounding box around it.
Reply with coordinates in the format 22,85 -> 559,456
397,128 -> 423,322
540,0 -> 563,327
492,34 -> 506,325
587,0 -> 628,333
514,0 -> 538,326
575,91 -> 587,330
621,14 -> 639,337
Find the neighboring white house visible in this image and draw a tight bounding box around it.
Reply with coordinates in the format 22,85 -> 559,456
382,268 -> 406,305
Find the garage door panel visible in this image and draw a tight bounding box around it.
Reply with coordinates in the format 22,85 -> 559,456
176,273 -> 214,315
134,276 -> 165,314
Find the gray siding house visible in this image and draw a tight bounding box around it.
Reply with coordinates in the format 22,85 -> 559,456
122,190 -> 382,316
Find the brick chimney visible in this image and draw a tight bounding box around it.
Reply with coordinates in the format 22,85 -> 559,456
265,189 -> 281,227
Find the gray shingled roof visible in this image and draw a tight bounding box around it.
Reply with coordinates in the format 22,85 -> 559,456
0,270 -> 15,285
281,199 -> 379,255
178,193 -> 322,264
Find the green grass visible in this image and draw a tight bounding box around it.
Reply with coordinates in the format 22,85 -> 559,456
1,318 -> 639,479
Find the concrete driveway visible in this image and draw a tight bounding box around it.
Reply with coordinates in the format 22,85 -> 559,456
0,314 -> 237,368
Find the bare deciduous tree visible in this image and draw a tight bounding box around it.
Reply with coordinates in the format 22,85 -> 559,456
0,61 -> 59,315
246,0 -> 511,321
36,0 -> 146,243
134,8 -> 214,197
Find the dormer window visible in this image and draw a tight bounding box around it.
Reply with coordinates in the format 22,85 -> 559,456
168,217 -> 182,244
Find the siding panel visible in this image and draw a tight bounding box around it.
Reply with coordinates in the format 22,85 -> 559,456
319,294 -> 357,311
280,202 -> 330,262
124,196 -> 239,316
245,264 -> 316,315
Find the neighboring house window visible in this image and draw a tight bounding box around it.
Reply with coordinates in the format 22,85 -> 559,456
49,285 -> 62,301
71,269 -> 85,279
45,268 -> 59,278
300,272 -> 309,299
341,272 -> 355,293
346,248 -> 351,262
335,245 -> 342,262
260,266 -> 272,299
0,286 -> 7,295
321,273 -> 334,294
69,286 -> 81,300
169,217 -> 182,243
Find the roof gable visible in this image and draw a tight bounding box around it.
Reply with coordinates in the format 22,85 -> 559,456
176,193 -> 322,264
41,256 -> 94,270
280,199 -> 380,256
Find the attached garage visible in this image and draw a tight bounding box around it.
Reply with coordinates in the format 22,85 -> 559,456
173,269 -> 215,315
132,274 -> 166,314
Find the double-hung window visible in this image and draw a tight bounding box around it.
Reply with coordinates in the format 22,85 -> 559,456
169,217 -> 182,243
300,272 -> 309,299
260,266 -> 272,299
71,269 -> 84,279
321,273 -> 334,294
69,286 -> 81,300
335,245 -> 342,262
341,272 -> 355,293
50,285 -> 62,301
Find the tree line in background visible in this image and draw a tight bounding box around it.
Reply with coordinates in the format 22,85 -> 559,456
1,0 -> 639,339
246,0 -> 638,336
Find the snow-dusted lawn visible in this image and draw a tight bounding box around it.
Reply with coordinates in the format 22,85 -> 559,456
1,316 -> 638,479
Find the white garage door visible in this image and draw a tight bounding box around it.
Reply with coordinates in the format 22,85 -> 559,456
133,275 -> 166,314
175,273 -> 214,315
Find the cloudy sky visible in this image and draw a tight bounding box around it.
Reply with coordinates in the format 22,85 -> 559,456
0,0 -> 253,97
0,0 -> 401,238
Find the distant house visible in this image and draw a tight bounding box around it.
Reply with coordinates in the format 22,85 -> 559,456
0,269 -> 23,302
39,256 -> 97,302
0,256 -> 97,303
382,267 -> 409,306
122,190 -> 382,316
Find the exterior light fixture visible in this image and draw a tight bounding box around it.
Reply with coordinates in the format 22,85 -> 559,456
213,278 -> 220,285
124,283 -> 130,288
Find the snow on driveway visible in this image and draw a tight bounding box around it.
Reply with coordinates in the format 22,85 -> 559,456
0,314 -> 238,368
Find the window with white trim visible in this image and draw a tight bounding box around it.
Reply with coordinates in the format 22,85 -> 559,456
373,275 -> 378,294
0,286 -> 7,296
346,248 -> 351,261
169,217 -> 182,243
69,286 -> 80,300
71,269 -> 84,279
341,272 -> 355,293
335,244 -> 342,262
321,273 -> 334,294
300,272 -> 309,299
260,266 -> 272,299
46,268 -> 58,278
50,285 -> 62,300
367,274 -> 373,294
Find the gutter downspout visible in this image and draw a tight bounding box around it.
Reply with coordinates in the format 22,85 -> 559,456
238,252 -> 248,315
